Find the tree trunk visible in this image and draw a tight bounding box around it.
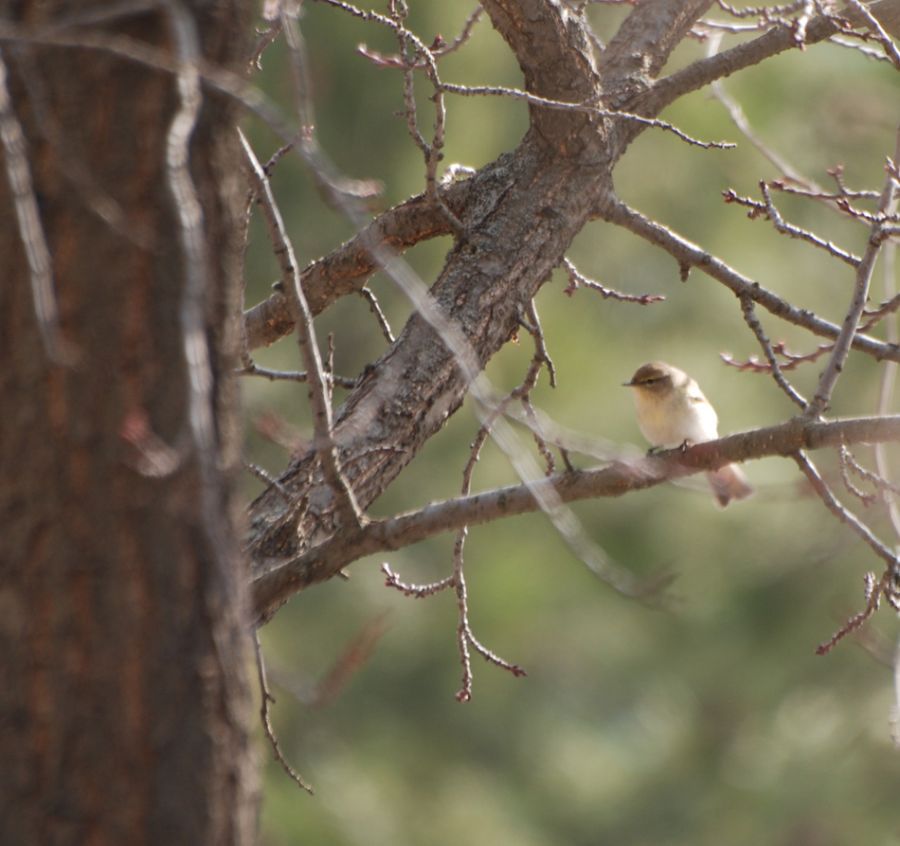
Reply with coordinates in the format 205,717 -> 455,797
0,3 -> 256,844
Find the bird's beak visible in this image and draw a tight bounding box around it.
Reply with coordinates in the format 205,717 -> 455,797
622,380 -> 635,387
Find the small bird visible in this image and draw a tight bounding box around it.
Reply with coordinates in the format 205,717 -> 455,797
624,361 -> 753,507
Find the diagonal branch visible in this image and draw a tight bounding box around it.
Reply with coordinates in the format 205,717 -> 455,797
0,48 -> 70,363
604,198 -> 900,363
243,181 -> 470,349
639,0 -> 900,116
240,131 -> 363,529
252,414 -> 900,624
805,128 -> 900,417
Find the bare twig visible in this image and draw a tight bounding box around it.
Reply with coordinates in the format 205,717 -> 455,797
793,450 -> 899,572
562,257 -> 666,305
239,130 -> 364,529
806,131 -> 900,417
163,0 -> 234,570
815,570 -> 896,655
707,31 -> 816,188
435,5 -> 484,56
873,177 -> 900,537
237,362 -> 357,389
253,631 -> 314,795
605,198 -> 900,364
242,181 -> 471,350
0,48 -> 71,363
842,446 -> 900,498
439,81 -> 736,150
244,460 -> 293,504
517,300 -> 557,388
248,18 -> 283,73
722,184 -> 861,266
843,0 -> 900,67
721,339 -> 833,373
646,1 -> 899,119
382,562 -> 454,597
452,530 -> 526,703
837,445 -> 878,506
738,295 -> 808,409
359,286 -> 395,345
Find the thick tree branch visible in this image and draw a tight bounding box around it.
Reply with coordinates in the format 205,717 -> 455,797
639,0 -> 900,116
243,180 -> 470,349
599,0 -> 713,94
252,415 -> 900,624
245,1 -> 729,577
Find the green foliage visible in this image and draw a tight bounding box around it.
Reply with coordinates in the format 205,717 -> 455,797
243,5 -> 900,844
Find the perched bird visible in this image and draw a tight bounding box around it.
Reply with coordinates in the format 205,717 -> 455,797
624,361 -> 753,507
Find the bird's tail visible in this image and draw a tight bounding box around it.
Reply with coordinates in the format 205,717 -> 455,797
706,464 -> 754,507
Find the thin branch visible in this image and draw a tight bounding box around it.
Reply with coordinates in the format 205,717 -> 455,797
359,286 -> 395,345
873,178 -> 900,537
244,461 -> 293,504
738,294 -> 808,409
0,48 -> 71,363
815,570 -> 896,655
843,0 -> 900,67
452,533 -> 526,703
806,130 -> 900,417
643,0 -> 899,117
252,415 -> 900,623
253,631 -> 314,795
519,299 -> 557,389
706,30 -> 819,189
382,563 -> 454,597
793,450 -> 899,571
439,81 -> 736,150
721,339 -> 832,373
163,0 -> 233,570
722,184 -> 861,266
837,445 -> 879,506
248,18 -> 283,73
562,257 -> 666,305
239,131 -> 364,529
236,362 -> 357,389
604,198 -> 900,363
435,5 -> 484,56
843,447 -> 900,498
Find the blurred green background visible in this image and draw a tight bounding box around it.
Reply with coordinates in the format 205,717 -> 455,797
241,4 -> 900,844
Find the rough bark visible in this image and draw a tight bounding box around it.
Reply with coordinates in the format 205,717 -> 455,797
0,3 -> 256,844
246,0 -> 715,616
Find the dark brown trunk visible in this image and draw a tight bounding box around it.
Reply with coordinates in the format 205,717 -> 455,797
0,3 -> 256,844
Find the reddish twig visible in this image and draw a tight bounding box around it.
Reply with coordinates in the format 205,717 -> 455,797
816,571 -> 899,655
722,184 -> 861,266
720,339 -> 832,373
562,257 -> 665,305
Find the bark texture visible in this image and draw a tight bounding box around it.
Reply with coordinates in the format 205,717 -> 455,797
246,0 -> 715,616
0,3 -> 255,844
